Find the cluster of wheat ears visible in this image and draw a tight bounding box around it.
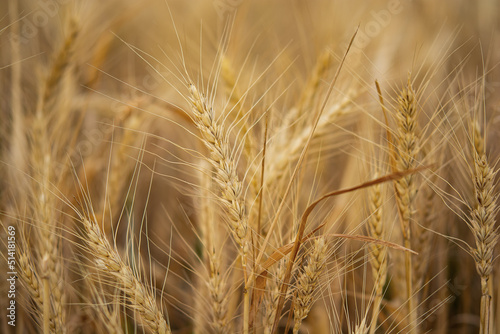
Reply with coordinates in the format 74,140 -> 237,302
1,0 -> 500,333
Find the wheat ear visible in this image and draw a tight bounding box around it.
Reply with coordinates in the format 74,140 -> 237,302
188,84 -> 250,258
393,79 -> 419,333
293,237 -> 328,334
28,19 -> 80,333
206,248 -> 230,333
262,259 -> 287,334
220,56 -> 257,165
265,93 -> 353,192
188,83 -> 251,332
81,216 -> 170,334
366,174 -> 387,334
469,122 -> 498,334
18,250 -> 57,332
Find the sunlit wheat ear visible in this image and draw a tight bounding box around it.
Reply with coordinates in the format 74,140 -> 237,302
81,216 -> 170,334
293,237 -> 328,334
187,83 -> 250,261
392,78 -> 420,332
366,172 -> 387,334
468,121 -> 499,334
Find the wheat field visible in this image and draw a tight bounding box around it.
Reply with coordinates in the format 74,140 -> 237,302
1,0 -> 500,333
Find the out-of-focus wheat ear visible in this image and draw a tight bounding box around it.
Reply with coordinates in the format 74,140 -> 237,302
81,216 -> 171,334
262,259 -> 287,334
366,173 -> 387,334
393,78 -> 420,333
413,178 -> 435,290
7,0 -> 28,196
468,121 -> 498,334
281,48 -> 333,134
295,49 -> 333,119
41,254 -> 52,334
40,18 -> 79,112
220,55 -> 257,164
221,55 -> 242,110
29,132 -> 67,333
293,237 -> 328,334
193,162 -> 211,333
265,92 -> 353,193
473,121 -> 485,157
18,249 -> 57,332
196,161 -> 230,334
27,17 -> 81,333
104,102 -> 146,228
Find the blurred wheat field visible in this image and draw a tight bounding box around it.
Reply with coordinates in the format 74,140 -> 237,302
1,0 -> 500,333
